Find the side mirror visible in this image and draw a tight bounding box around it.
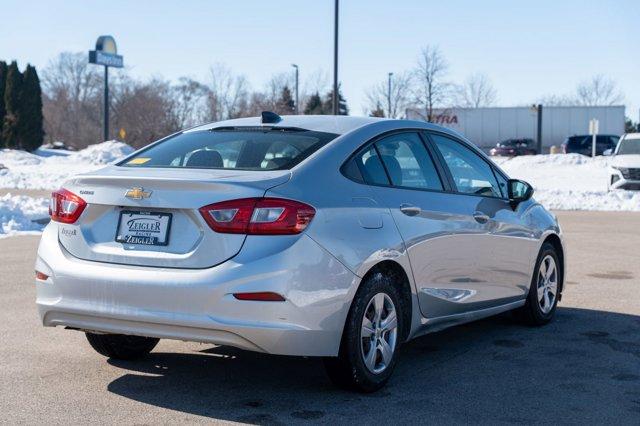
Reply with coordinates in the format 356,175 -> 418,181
508,179 -> 534,207
603,148 -> 613,156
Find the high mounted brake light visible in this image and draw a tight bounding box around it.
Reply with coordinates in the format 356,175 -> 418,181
49,189 -> 86,224
199,198 -> 315,235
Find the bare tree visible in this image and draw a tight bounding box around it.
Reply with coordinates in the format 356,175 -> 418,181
41,52 -> 103,146
110,77 -> 181,148
535,94 -> 577,106
576,75 -> 624,106
206,63 -> 250,121
456,73 -> 497,108
412,45 -> 452,121
171,77 -> 209,128
365,71 -> 412,118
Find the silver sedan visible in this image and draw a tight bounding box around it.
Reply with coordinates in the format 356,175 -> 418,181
36,113 -> 565,392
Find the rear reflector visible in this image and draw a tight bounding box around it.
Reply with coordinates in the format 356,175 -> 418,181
49,189 -> 86,224
233,292 -> 286,302
35,271 -> 49,280
199,197 -> 315,235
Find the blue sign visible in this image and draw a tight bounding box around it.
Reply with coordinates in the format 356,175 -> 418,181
89,50 -> 124,68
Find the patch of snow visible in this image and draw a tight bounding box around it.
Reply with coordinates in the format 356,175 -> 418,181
0,141 -> 134,190
64,140 -> 134,165
0,194 -> 49,238
494,154 -> 639,211
0,149 -> 43,166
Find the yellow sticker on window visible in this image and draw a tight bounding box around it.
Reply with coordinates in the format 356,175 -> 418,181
127,158 -> 151,165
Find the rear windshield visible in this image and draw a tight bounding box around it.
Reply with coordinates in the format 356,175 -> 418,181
120,128 -> 338,170
566,136 -> 588,147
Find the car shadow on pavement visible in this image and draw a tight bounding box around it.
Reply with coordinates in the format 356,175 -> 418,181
106,307 -> 640,424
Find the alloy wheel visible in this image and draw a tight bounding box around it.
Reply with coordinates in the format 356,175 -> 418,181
360,293 -> 398,374
537,255 -> 558,314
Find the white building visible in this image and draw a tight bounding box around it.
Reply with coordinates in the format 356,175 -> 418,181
406,105 -> 625,151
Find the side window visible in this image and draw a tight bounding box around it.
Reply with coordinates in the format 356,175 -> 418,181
494,169 -> 509,198
348,146 -> 390,185
374,133 -> 443,190
430,134 -> 502,198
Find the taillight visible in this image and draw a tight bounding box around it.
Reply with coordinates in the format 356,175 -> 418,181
199,197 -> 315,235
49,189 -> 87,224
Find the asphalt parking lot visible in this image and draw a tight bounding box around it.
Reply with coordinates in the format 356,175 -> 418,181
1,211 -> 639,425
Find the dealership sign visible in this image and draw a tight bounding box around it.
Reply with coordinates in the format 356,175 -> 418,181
89,50 -> 123,67
88,35 -> 124,68
431,114 -> 459,125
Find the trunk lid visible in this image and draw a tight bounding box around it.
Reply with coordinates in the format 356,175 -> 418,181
57,165 -> 290,268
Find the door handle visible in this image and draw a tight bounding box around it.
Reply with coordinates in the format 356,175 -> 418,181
473,211 -> 490,224
400,204 -> 421,217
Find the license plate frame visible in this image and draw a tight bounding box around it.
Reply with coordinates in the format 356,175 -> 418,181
115,210 -> 172,246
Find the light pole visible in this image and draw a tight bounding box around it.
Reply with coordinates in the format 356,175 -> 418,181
387,72 -> 393,118
89,36 -> 123,141
332,0 -> 339,115
291,64 -> 299,115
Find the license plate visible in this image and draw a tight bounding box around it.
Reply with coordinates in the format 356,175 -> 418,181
116,211 -> 172,246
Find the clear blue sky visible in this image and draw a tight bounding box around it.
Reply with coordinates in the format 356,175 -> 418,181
1,0 -> 638,119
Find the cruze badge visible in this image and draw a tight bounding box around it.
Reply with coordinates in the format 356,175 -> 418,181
124,187 -> 152,200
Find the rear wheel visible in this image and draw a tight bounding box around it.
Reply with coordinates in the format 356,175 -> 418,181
516,242 -> 560,325
323,271 -> 404,392
85,332 -> 159,360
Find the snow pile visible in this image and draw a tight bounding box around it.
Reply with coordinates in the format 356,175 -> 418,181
0,141 -> 134,190
0,194 -> 49,238
65,140 -> 134,165
494,154 -> 640,211
0,149 -> 43,166
532,189 -> 640,211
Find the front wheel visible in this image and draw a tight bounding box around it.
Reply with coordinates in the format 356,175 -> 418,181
515,242 -> 561,325
85,332 -> 159,360
323,271 -> 404,392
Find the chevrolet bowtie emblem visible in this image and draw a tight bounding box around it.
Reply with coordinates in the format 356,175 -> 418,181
124,187 -> 152,200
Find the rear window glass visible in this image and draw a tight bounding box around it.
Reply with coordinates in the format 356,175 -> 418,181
120,128 -> 338,170
566,136 -> 588,147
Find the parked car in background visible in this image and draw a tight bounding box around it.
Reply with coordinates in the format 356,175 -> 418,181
41,141 -> 75,151
489,138 -> 537,156
561,134 -> 619,156
608,133 -> 640,190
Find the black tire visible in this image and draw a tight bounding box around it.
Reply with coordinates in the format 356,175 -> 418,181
323,271 -> 405,392
515,242 -> 561,326
85,332 -> 159,360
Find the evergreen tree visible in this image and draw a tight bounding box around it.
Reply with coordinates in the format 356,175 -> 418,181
277,86 -> 295,114
0,61 -> 7,146
2,61 -> 23,148
303,91 -> 324,115
324,86 -> 349,115
19,65 -> 44,151
369,102 -> 385,117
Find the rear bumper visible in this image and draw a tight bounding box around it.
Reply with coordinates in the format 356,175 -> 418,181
35,223 -> 358,356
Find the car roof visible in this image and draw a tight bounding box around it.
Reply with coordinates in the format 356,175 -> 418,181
622,133 -> 640,140
186,115 -> 392,136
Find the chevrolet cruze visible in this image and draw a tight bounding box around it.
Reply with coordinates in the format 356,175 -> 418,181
36,113 -> 565,392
